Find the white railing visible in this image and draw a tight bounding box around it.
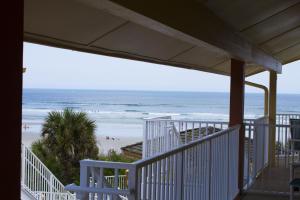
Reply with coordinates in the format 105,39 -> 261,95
21,144 -> 75,200
105,175 -> 128,190
143,118 -> 229,158
243,115 -> 300,188
243,117 -> 269,188
252,117 -> 269,176
277,113 -> 300,125
275,113 -> 300,168
66,126 -> 240,200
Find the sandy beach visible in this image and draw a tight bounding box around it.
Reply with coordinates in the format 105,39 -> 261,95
22,131 -> 142,155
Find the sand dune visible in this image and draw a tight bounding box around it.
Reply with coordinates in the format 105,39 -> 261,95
22,131 -> 142,154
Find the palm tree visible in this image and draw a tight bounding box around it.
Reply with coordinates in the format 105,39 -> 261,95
32,108 -> 99,184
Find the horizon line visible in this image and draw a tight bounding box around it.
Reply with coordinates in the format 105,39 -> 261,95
23,87 -> 300,95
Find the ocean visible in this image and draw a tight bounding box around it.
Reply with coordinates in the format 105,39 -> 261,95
22,89 -> 300,138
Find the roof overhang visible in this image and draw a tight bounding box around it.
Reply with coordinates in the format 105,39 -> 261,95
24,0 -> 299,76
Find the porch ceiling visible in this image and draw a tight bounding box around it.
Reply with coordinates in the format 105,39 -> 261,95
24,0 -> 300,76
201,0 -> 300,66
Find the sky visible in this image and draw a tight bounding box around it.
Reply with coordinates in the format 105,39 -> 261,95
23,42 -> 300,94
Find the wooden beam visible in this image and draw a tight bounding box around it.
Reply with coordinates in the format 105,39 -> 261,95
269,71 -> 277,167
81,0 -> 282,72
0,0 -> 23,199
229,59 -> 245,194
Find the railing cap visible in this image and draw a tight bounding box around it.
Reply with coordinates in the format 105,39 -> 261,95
80,159 -> 135,169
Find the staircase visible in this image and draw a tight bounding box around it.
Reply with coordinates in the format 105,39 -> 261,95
21,144 -> 75,200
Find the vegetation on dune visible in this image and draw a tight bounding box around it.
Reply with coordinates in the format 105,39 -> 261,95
32,108 -> 136,185
99,149 -> 137,176
32,108 -> 99,185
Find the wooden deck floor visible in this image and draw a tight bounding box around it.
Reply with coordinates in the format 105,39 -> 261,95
244,166 -> 300,199
242,193 -> 290,200
249,167 -> 291,194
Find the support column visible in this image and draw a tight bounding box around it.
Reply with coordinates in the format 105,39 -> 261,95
269,71 -> 277,167
0,1 -> 23,199
229,59 -> 245,195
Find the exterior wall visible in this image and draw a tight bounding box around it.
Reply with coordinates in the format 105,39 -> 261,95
0,1 -> 23,199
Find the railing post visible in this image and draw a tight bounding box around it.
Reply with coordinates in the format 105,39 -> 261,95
128,166 -> 137,200
78,163 -> 89,200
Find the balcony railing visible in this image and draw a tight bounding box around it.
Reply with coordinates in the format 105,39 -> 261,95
243,117 -> 269,189
66,125 -> 240,200
21,144 -> 75,200
65,113 -> 300,199
143,117 -> 229,158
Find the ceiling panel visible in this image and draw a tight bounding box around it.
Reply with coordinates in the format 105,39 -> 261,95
92,22 -> 194,60
261,27 -> 300,54
170,46 -> 228,68
24,0 -> 127,45
203,0 -> 300,31
211,59 -> 231,74
241,3 -> 300,44
274,43 -> 300,63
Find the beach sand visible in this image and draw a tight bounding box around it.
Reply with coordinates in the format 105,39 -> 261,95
22,131 -> 142,154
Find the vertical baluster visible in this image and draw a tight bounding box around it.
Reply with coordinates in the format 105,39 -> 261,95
165,157 -> 169,200
98,168 -> 103,200
281,120 -> 284,157
142,166 -> 147,200
90,170 -> 95,200
208,139 -> 212,200
165,121 -> 168,152
192,122 -> 194,142
186,149 -> 190,200
200,143 -> 204,199
193,145 -> 197,200
30,152 -> 32,191
137,168 -> 142,200
196,144 -> 200,200
247,124 -> 251,185
170,155 -> 174,200
213,123 -> 216,133
148,164 -> 152,200
184,149 -> 187,200
152,162 -> 157,200
285,126 -> 288,167
189,148 -> 192,200
143,121 -> 147,159
155,121 -> 157,155
176,151 -> 183,200
199,123 -> 201,139
185,122 -> 188,144
151,121 -> 154,157
159,121 -> 161,154
34,156 -> 37,193
157,160 -> 161,200
178,122 -> 181,146
161,159 -> 165,200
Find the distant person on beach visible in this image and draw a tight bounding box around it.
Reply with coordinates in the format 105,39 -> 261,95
23,123 -> 30,131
